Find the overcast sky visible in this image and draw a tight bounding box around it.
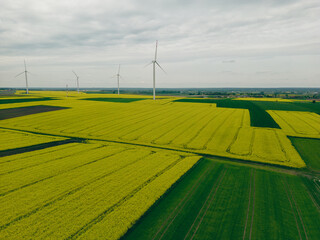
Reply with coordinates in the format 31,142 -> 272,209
0,0 -> 319,89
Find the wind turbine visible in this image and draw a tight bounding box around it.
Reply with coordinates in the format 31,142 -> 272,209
113,64 -> 122,95
72,70 -> 80,93
146,40 -> 166,100
15,59 -> 30,94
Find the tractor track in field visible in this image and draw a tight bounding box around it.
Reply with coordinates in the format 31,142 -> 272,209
152,166 -> 212,240
0,151 -> 154,231
0,126 -> 319,179
249,171 -> 256,240
281,178 -> 303,240
304,185 -> 320,214
184,168 -> 227,240
202,110 -> 237,150
129,106 -> 197,142
150,107 -> 205,145
284,178 -> 309,240
183,109 -> 226,147
243,169 -> 253,240
66,156 -> 186,239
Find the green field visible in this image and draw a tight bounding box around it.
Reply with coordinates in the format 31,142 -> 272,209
0,91 -> 319,239
123,158 -> 320,240
289,137 -> 320,171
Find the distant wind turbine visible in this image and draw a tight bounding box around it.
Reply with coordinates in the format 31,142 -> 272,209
72,70 -> 80,93
146,41 -> 166,100
113,64 -> 122,95
15,59 -> 30,94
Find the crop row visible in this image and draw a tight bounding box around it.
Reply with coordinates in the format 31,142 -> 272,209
0,99 -> 306,167
268,110 -> 320,138
0,141 -> 200,239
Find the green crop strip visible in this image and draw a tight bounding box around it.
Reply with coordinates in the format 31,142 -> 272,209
289,137 -> 320,172
0,97 -> 57,104
0,105 -> 69,120
0,139 -> 79,158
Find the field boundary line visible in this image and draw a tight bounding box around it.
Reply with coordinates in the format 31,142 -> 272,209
66,156 -> 187,239
183,168 -> 227,240
0,126 -> 312,173
0,150 -> 154,231
154,167 -> 213,240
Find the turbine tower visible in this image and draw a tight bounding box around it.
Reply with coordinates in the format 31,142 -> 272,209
146,41 -> 166,100
15,60 -> 30,94
72,70 -> 80,93
116,64 -> 121,95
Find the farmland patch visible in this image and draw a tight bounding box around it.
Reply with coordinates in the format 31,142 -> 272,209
0,97 -> 56,104
0,141 -> 200,239
289,137 -> 320,171
0,105 -> 69,120
174,98 -> 280,129
122,158 -> 320,240
83,97 -> 146,103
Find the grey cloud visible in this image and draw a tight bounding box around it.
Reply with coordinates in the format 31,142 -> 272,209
0,0 -> 319,88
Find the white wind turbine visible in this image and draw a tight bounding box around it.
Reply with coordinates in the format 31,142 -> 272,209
15,60 -> 30,94
72,70 -> 80,93
146,41 -> 166,100
112,64 -> 122,95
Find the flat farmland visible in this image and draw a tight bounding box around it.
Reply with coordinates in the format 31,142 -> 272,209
0,140 -> 200,239
268,110 -> 320,138
123,158 -> 320,240
0,94 -> 305,168
0,128 -> 66,152
1,91 -> 320,240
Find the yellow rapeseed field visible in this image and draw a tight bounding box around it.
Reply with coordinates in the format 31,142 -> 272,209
268,110 -> 320,138
0,91 -> 306,167
0,140 -> 200,239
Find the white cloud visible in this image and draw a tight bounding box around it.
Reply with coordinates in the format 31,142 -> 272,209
0,0 -> 319,88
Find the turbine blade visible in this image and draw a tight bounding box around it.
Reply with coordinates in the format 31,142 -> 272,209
144,61 -> 153,68
155,61 -> 166,74
72,70 -> 78,78
118,64 -> 121,74
154,40 -> 158,61
24,59 -> 27,71
15,71 -> 24,77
